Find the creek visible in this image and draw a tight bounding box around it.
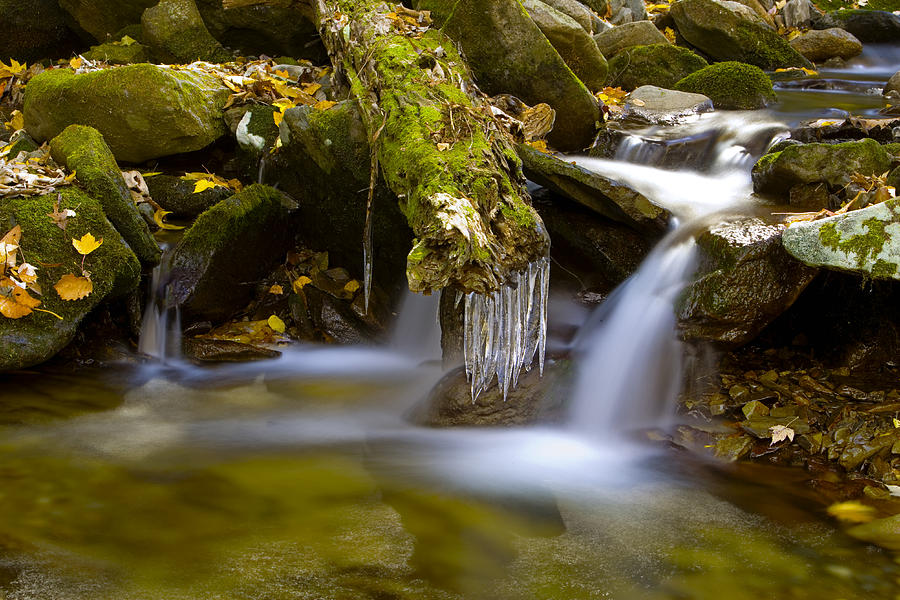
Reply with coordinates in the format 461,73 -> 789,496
0,50 -> 898,599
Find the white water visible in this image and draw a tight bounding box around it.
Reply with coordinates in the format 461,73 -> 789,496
137,246 -> 182,362
389,290 -> 442,361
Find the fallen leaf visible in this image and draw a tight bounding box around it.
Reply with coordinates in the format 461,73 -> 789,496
267,314 -> 286,333
72,232 -> 102,255
436,142 -> 449,152
314,100 -> 337,111
0,276 -> 40,318
120,35 -> 137,46
69,56 -> 83,69
0,225 -> 21,270
292,275 -> 312,292
48,198 -> 71,230
273,111 -> 284,126
893,417 -> 900,428
827,501 -> 876,523
769,424 -> 795,445
7,110 -> 23,131
54,273 -> 92,300
193,179 -> 217,193
16,262 -> 37,284
269,284 -> 284,295
343,280 -> 360,293
153,209 -> 185,230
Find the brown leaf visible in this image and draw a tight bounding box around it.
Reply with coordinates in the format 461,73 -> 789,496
0,276 -> 40,318
48,197 -> 71,230
54,273 -> 92,300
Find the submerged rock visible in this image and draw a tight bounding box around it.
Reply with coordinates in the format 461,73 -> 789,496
811,9 -> 900,43
671,0 -> 813,69
517,143 -> 672,233
141,0 -> 231,64
168,184 -> 298,322
593,20 -> 670,58
24,64 -> 229,164
418,0 -> 600,151
49,125 -> 160,265
182,338 -> 280,362
752,138 -> 892,196
0,188 -> 141,371
789,28 -> 862,63
607,44 -> 709,90
674,61 -> 776,109
678,217 -> 817,346
621,85 -> 713,125
782,197 -> 900,280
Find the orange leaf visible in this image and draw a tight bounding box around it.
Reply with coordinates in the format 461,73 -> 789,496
0,276 -> 40,318
54,273 -> 93,300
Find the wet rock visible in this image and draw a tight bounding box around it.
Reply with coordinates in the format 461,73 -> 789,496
263,101 -> 412,300
226,104 -> 280,180
182,338 -> 280,362
782,197 -> 900,280
674,61 -> 776,110
517,143 -> 672,233
522,0 -> 609,91
168,184 -> 298,322
0,188 -> 141,371
782,0 -> 818,29
789,28 -> 862,62
678,217 -> 818,346
541,0 -> 594,32
417,0 -> 600,151
848,514 -> 900,551
885,71 -> 900,97
58,0 -> 156,41
302,286 -> 383,345
141,0 -> 231,64
144,174 -> 232,218
82,40 -> 152,64
593,20 -> 670,58
670,0 -> 813,69
621,85 -> 713,125
49,125 -> 161,265
790,116 -> 900,145
607,44 -> 709,90
740,416 -> 810,438
0,0 -> 84,63
752,139 -> 892,196
811,9 -> 900,43
408,362 -> 568,427
24,64 -> 229,164
714,435 -> 753,461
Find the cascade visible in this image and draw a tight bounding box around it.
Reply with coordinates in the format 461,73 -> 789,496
137,245 -> 181,361
463,257 -> 550,401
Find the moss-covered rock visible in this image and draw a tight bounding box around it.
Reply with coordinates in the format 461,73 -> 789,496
674,61 -> 776,109
167,184 -> 298,322
227,104 -> 281,179
752,138 -> 892,196
141,0 -> 231,64
671,0 -> 814,69
522,0 -> 608,91
0,188 -> 140,370
24,64 -> 229,164
593,20 -> 671,58
144,174 -> 231,218
417,0 -> 600,151
782,197 -> 900,280
608,44 -> 708,90
0,0 -> 84,63
677,217 -> 817,346
811,8 -> 900,42
49,125 -> 160,265
59,0 -> 157,42
82,40 -> 151,64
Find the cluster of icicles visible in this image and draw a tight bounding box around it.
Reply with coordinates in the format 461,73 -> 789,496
461,257 -> 550,401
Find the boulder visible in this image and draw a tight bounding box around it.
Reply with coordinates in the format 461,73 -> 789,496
58,0 -> 157,42
782,197 -> 900,280
811,9 -> 900,43
167,184 -> 298,322
417,0 -> 600,151
141,0 -> 231,64
0,188 -> 141,370
885,70 -> 900,97
580,0 -> 610,13
144,174 -> 232,218
608,0 -> 649,24
541,0 -> 594,32
593,21 -> 671,58
517,143 -> 672,232
752,139 -> 892,196
24,64 -> 229,163
677,217 -> 817,346
608,44 -> 708,90
522,0 -> 609,91
49,125 -> 161,265
674,61 -> 776,109
670,0 -> 813,69
789,28 -> 863,62
82,40 -> 152,64
0,0 -> 84,63
622,85 -> 714,124
782,0 -> 819,29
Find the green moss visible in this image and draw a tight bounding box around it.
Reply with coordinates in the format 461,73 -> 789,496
872,258 -> 898,278
607,44 -> 708,90
82,41 -> 150,65
818,217 -> 890,268
732,20 -> 811,70
675,62 -> 776,109
141,0 -> 231,64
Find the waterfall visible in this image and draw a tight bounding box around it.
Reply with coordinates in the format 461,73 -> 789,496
137,245 -> 181,362
389,290 -> 442,362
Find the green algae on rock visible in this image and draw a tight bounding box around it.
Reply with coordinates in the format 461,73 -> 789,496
141,0 -> 232,64
674,61 -> 776,110
82,40 -> 152,65
0,188 -> 140,371
782,197 -> 900,280
24,64 -> 229,164
608,44 -> 708,91
752,138 -> 892,196
49,125 -> 161,265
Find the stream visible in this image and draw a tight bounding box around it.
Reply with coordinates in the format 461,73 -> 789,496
0,49 -> 899,599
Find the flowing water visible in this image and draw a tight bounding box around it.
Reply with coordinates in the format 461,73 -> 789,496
1,51 -> 899,599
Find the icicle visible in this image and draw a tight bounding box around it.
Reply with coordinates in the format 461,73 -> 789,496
462,257 -> 550,401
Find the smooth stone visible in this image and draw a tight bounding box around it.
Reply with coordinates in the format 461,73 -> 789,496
789,28 -> 862,62
811,9 -> 900,43
885,70 -> 900,97
182,338 -> 281,362
593,20 -> 670,58
621,85 -> 713,124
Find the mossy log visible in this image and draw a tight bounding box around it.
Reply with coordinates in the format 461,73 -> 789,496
311,0 -> 549,294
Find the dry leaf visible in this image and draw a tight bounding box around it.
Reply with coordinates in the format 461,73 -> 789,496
292,275 -> 312,292
0,225 -> 21,271
343,280 -> 360,293
267,314 -> 286,333
54,273 -> 93,300
269,284 -> 284,295
193,179 -> 217,193
0,276 -> 40,318
72,232 -> 102,255
69,56 -> 83,69
6,110 -> 23,131
436,142 -> 449,152
273,111 -> 285,126
119,35 -> 136,46
314,100 -> 337,111
769,424 -> 795,445
48,198 -> 72,230
827,501 -> 876,523
16,262 -> 37,284
153,209 -> 185,230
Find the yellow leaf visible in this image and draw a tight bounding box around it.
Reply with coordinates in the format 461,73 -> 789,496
193,179 -> 217,193
72,232 -> 102,255
141,171 -> 162,177
120,35 -> 137,46
827,501 -> 877,524
269,284 -> 284,295
272,98 -> 295,111
153,209 -> 185,230
16,262 -> 37,284
69,56 -> 83,69
273,111 -> 284,126
893,417 -> 900,428
267,314 -> 286,333
292,275 -> 312,293
525,139 -> 549,153
7,110 -> 24,131
54,273 -> 93,300
274,69 -> 290,79
314,100 -> 337,111
0,277 -> 40,318
663,26 -> 676,43
0,225 -> 21,271
301,82 -> 322,96
436,142 -> 449,151
343,280 -> 360,293
0,59 -> 25,76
